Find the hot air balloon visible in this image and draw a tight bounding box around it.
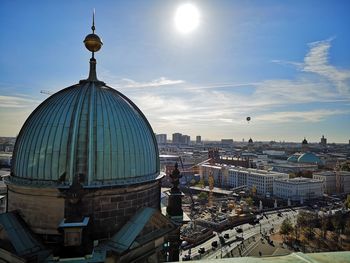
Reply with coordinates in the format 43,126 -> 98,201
246,116 -> 251,122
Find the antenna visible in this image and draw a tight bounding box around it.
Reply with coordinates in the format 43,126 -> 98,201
92,8 -> 95,33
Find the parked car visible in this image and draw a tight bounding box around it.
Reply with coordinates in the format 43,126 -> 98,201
224,233 -> 229,239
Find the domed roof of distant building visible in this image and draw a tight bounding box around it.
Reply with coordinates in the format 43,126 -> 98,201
297,152 -> 323,165
248,138 -> 253,143
287,155 -> 299,163
302,138 -> 308,144
10,24 -> 159,187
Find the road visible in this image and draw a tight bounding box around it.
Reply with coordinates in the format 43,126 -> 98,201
180,208 -> 300,261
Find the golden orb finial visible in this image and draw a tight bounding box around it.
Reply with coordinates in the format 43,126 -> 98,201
84,9 -> 103,54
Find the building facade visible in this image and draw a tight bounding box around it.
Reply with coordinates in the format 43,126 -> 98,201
273,177 -> 323,201
156,133 -> 167,144
313,171 -> 350,194
200,164 -> 288,196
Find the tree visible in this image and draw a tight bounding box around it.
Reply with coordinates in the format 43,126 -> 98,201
344,219 -> 350,235
280,218 -> 293,241
304,225 -> 315,240
245,197 -> 254,207
289,173 -> 297,178
296,211 -> 309,229
198,191 -> 208,200
195,179 -> 205,188
320,217 -> 328,239
344,195 -> 350,209
341,161 -> 350,171
332,212 -> 346,235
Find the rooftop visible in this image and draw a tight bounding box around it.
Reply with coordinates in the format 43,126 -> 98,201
275,177 -> 322,184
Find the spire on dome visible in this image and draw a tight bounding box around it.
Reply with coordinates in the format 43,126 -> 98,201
83,10 -> 103,81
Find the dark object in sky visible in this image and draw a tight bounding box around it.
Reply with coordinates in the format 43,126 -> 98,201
246,116 -> 251,122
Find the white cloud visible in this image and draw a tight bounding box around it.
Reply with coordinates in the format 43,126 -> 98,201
121,77 -> 184,88
303,39 -> 350,95
118,38 -> 350,139
99,71 -> 184,89
274,38 -> 350,96
0,95 -> 41,108
254,109 -> 349,124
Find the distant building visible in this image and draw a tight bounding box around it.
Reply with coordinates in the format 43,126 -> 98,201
287,152 -> 323,166
301,138 -> 308,152
273,177 -> 323,201
221,139 -> 233,145
200,164 -> 288,196
263,150 -> 286,157
320,135 -> 327,146
0,153 -> 12,167
172,132 -> 182,144
182,135 -> 190,145
156,133 -> 167,144
313,170 -> 350,194
172,133 -> 190,145
271,162 -> 318,173
196,135 -> 201,144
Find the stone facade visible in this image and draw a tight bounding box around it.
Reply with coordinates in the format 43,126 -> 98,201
79,180 -> 161,239
7,180 -> 161,240
7,184 -> 64,235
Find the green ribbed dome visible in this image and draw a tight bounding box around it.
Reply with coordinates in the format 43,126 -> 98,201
297,152 -> 323,165
11,79 -> 159,187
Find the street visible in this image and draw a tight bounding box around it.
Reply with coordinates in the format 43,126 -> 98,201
180,208 -> 300,260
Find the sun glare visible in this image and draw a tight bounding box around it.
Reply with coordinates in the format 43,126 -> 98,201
174,3 -> 200,34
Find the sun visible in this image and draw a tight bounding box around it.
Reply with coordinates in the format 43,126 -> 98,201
174,3 -> 200,34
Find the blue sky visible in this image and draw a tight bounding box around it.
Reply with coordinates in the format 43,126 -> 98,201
0,0 -> 350,143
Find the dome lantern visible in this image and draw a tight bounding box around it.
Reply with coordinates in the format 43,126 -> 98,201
83,10 -> 103,82
83,9 -> 103,55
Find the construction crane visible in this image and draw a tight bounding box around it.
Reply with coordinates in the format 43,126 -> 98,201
177,157 -> 212,214
207,148 -> 220,207
335,161 -> 343,194
40,90 -> 54,96
206,159 -> 215,207
178,156 -> 195,213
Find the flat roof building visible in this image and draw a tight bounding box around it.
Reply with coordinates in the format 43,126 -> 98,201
313,170 -> 350,195
273,177 -> 323,202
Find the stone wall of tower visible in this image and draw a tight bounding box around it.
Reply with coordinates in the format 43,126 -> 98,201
6,179 -> 161,240
75,180 -> 161,240
7,184 -> 64,235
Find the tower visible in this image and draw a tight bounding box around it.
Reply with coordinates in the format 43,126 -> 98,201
320,135 -> 327,146
166,163 -> 184,262
301,137 -> 308,152
2,12 -> 176,262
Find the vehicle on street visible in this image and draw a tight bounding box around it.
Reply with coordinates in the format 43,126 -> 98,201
198,247 -> 205,254
182,255 -> 191,261
236,227 -> 243,233
211,241 -> 218,248
224,233 -> 229,239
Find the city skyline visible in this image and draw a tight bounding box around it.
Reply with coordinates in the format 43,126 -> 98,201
1,1 -> 350,143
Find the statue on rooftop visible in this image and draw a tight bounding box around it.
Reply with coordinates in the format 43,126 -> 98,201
169,162 -> 182,193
